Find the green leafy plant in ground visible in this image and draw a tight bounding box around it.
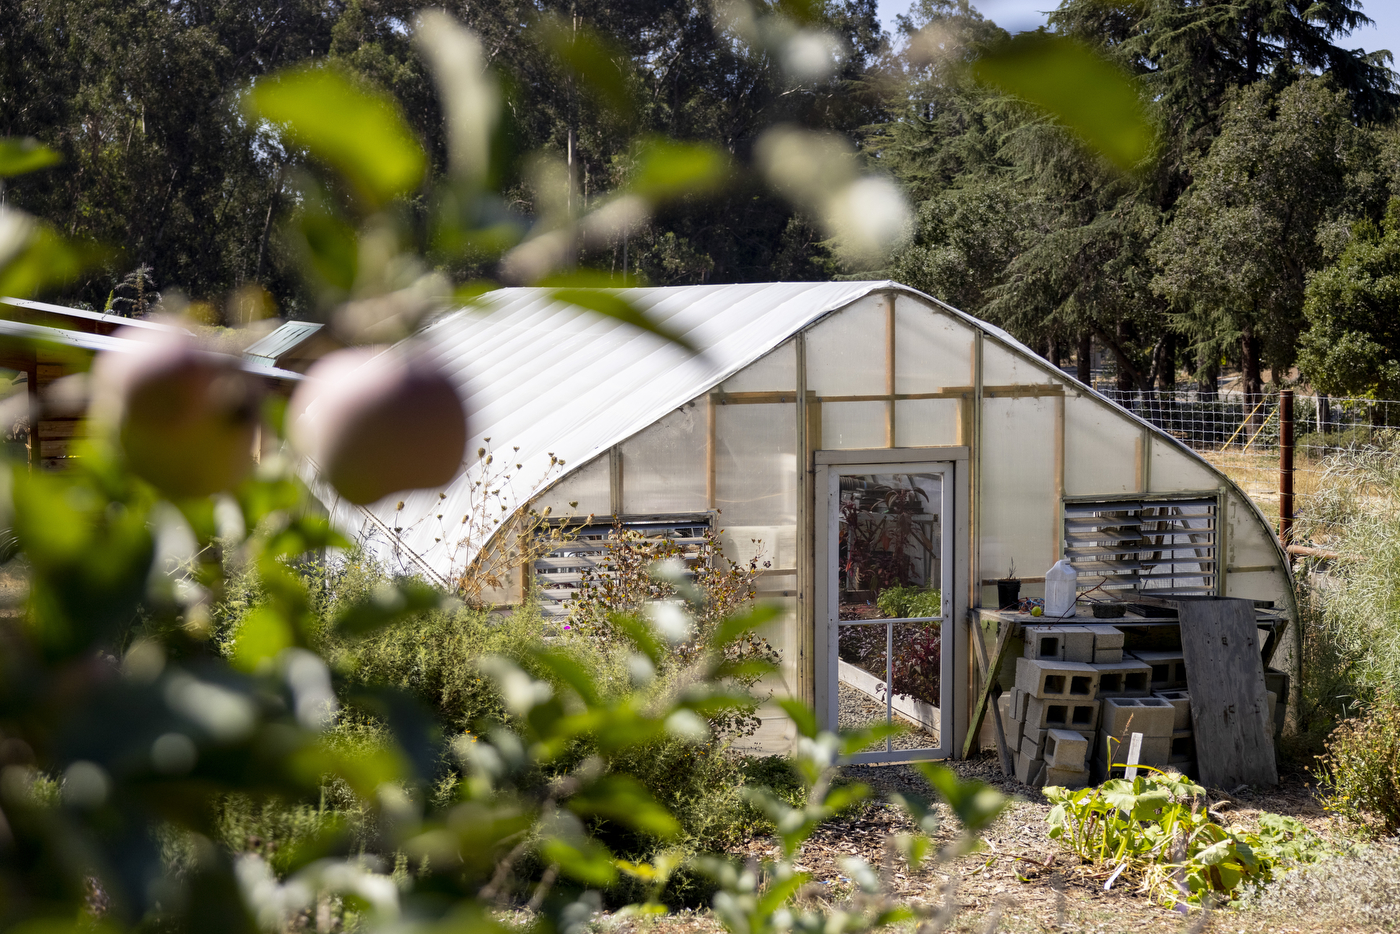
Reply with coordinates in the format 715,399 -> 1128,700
1317,698 -> 1400,836
1045,773 -> 1329,907
874,586 -> 941,620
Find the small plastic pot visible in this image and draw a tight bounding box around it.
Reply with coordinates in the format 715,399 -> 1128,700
996,579 -> 1021,610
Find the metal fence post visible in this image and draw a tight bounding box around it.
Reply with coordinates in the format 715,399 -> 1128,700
1279,390 -> 1294,545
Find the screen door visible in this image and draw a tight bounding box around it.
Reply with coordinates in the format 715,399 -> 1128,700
815,454 -> 964,763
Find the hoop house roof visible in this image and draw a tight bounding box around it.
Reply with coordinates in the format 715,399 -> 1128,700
326,281 -> 939,578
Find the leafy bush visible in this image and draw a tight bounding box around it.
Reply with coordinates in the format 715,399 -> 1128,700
875,585 -> 941,620
1045,773 -> 1328,906
1318,698 -> 1400,836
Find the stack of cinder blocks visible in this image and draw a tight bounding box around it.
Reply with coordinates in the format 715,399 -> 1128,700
1001,624 -> 1109,788
1000,623 -> 1204,787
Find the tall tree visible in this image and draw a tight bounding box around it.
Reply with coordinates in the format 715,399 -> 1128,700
1153,77 -> 1373,403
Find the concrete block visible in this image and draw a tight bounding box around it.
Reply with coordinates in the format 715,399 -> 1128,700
1060,627 -> 1095,663
1129,650 -> 1188,687
1044,728 -> 1089,770
1094,647 -> 1124,664
1044,765 -> 1091,789
1100,696 -> 1175,738
1170,729 -> 1195,762
1083,624 -> 1125,651
997,692 -> 1010,727
1006,712 -> 1024,751
1154,689 -> 1191,730
1015,751 -> 1045,786
1022,626 -> 1065,660
1021,730 -> 1045,760
1009,688 -> 1028,722
1025,696 -> 1101,732
1097,733 -> 1171,770
1094,661 -> 1153,697
1015,658 -> 1101,700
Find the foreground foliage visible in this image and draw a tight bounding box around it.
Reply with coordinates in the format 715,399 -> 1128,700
1045,773 -> 1328,907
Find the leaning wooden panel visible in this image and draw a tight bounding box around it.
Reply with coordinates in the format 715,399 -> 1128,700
1178,597 -> 1278,788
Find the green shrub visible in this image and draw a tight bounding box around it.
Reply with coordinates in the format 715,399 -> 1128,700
875,585 -> 940,620
1318,698 -> 1400,836
1045,773 -> 1328,906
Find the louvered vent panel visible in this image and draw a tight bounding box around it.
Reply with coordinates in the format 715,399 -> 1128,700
1063,499 -> 1216,595
534,517 -> 712,617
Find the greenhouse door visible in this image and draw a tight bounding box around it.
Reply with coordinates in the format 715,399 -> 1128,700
814,450 -> 968,763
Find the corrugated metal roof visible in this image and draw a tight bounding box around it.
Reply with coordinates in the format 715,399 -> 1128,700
244,320 -> 325,367
0,317 -> 305,382
1,296 -> 191,335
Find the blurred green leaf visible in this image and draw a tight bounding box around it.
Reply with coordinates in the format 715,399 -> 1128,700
0,218 -> 106,298
543,273 -> 697,353
334,577 -> 445,637
541,836 -> 619,886
608,611 -> 665,664
232,605 -> 294,671
295,209 -> 359,293
536,15 -> 635,119
248,67 -> 426,206
569,775 -> 681,839
776,697 -> 818,739
914,761 -> 1008,834
0,138 -> 61,177
709,602 -> 782,651
629,139 -> 730,202
970,33 -> 1154,171
532,646 -> 602,707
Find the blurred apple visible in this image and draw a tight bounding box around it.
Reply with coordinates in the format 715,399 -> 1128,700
92,331 -> 260,498
289,346 -> 466,505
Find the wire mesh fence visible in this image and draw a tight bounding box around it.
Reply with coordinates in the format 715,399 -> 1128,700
1097,389 -> 1400,544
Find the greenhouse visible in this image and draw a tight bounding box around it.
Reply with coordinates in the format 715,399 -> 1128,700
318,281 -> 1295,761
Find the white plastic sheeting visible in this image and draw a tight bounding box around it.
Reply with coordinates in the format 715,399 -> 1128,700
323,281 -> 883,580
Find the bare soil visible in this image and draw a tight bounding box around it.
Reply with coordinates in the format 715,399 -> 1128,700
596,753 -> 1397,934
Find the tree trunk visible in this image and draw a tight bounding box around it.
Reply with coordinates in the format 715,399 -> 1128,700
1198,347 -> 1219,402
1077,332 -> 1092,384
1115,320 -> 1133,394
1317,393 -> 1332,436
1158,332 -> 1176,393
1242,327 -> 1264,435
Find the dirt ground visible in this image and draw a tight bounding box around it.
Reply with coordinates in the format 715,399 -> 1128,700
596,753 -> 1400,934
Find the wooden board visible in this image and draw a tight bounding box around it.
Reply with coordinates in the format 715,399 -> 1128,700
1177,598 -> 1278,788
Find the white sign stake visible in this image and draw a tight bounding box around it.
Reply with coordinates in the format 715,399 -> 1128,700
1124,732 -> 1144,780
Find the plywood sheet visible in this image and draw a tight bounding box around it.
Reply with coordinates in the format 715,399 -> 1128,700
1178,598 -> 1278,788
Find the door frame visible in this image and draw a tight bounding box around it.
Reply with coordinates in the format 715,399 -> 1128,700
813,447 -> 971,761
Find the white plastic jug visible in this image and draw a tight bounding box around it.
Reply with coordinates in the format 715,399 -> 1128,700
1044,559 -> 1078,618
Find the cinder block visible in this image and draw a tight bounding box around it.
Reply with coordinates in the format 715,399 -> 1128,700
1025,696 -> 1101,732
1097,733 -> 1171,770
1021,730 -> 1045,761
1100,696 -> 1176,738
1043,765 -> 1091,789
1082,624 -> 1125,651
1005,712 -> 1024,751
1154,689 -> 1191,730
997,692 -> 1010,727
1044,728 -> 1089,770
1059,627 -> 1095,663
1015,658 -> 1101,700
1022,626 -> 1065,660
1094,661 -> 1153,697
1093,647 -> 1124,664
1015,751 -> 1045,786
1170,729 -> 1195,762
1009,688 -> 1028,721
1129,650 -> 1187,687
